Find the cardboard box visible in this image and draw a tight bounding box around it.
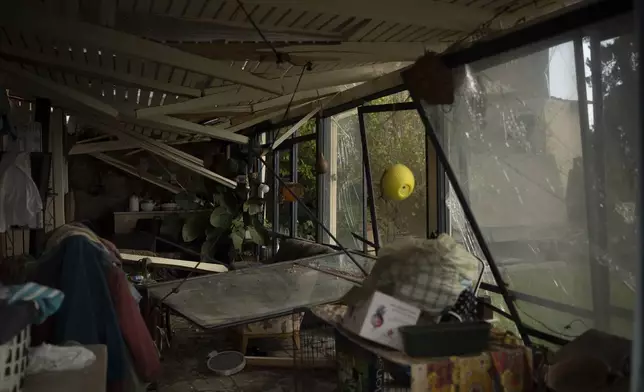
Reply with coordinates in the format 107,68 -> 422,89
342,291 -> 421,350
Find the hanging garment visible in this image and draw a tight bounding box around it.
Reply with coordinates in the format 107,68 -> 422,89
30,235 -> 129,388
0,152 -> 43,232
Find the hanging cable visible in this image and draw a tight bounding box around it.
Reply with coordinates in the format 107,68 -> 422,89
235,0 -> 309,68
269,63 -> 312,149
444,0 -> 523,54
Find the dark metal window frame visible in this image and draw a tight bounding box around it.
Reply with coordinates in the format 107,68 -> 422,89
257,0 -> 633,346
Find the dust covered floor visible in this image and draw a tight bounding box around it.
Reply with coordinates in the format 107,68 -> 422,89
156,316 -> 337,392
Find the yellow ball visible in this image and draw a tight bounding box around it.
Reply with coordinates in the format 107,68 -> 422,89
380,164 -> 415,201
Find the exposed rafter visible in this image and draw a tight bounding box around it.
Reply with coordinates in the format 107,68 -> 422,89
87,120 -> 236,189
0,3 -> 282,94
237,0 -> 492,31
251,86 -> 344,112
0,60 -> 119,118
92,152 -> 182,194
134,64 -> 402,119
271,105 -> 324,150
0,46 -> 202,98
115,12 -> 343,43
228,99 -> 331,130
148,116 -> 250,144
70,140 -> 134,155
259,43 -> 435,63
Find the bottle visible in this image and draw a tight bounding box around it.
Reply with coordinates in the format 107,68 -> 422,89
129,194 -> 140,212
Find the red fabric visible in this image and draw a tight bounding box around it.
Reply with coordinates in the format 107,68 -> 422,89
105,266 -> 161,382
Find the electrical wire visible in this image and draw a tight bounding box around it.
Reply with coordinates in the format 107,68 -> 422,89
269,64 -> 311,150
517,305 -> 581,339
444,0 -> 523,54
235,0 -> 308,68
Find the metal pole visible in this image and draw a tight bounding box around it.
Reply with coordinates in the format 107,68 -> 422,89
585,35 -> 611,332
357,107 -> 381,252
257,155 -> 369,277
271,130 -> 280,255
411,96 -> 532,345
290,133 -> 298,237
316,117 -> 331,243
631,0 -> 643,389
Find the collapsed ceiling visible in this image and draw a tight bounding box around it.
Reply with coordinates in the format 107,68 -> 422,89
0,0 -> 579,187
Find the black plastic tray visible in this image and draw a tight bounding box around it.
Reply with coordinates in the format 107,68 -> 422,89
400,321 -> 491,358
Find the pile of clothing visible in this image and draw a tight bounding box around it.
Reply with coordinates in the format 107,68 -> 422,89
29,222 -> 160,392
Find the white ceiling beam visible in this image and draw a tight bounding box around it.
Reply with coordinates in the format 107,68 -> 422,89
69,140 -> 133,155
71,137 -> 206,155
0,46 -> 202,98
136,64 -> 403,118
238,0 -> 493,31
142,145 -> 237,189
116,124 -> 204,166
1,3 -> 282,94
115,12 -> 342,43
99,0 -> 116,27
147,116 -> 250,145
251,86 -> 343,113
271,67 -> 406,124
264,43 -> 435,62
89,121 -> 236,189
271,105 -> 324,150
82,119 -> 203,166
77,135 -> 112,144
228,99 -> 330,131
92,152 -> 182,194
0,61 -> 119,118
135,86 -> 272,118
282,63 -> 408,92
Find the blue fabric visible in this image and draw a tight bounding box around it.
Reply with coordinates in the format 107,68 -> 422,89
32,236 -> 127,384
2,282 -> 64,323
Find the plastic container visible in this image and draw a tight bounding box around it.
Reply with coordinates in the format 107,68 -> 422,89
206,351 -> 245,376
0,326 -> 30,392
400,321 -> 491,358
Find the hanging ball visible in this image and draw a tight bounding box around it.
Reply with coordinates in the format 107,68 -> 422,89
380,164 -> 415,201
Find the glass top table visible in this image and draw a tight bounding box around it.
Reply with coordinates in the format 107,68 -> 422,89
147,252 -> 375,330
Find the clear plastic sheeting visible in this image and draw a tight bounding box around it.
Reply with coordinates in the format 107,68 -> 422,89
147,258 -> 358,329
419,21 -> 638,340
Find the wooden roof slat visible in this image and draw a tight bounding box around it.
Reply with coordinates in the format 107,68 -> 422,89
118,0 -> 136,12
256,6 -> 288,27
151,0 -> 171,14
310,14 -> 338,31
360,22 -> 399,42
2,4 -> 283,93
167,0 -> 190,17
169,67 -> 187,87
320,15 -> 354,33
200,1 -> 226,19
215,2 -> 241,22
349,19 -> 384,41
276,9 -> 306,28
134,0 -> 152,14
184,0 -> 209,18
381,24 -> 415,43
289,10 -> 321,30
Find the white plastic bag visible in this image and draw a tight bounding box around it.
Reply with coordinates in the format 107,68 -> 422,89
27,344 -> 96,374
0,152 -> 43,232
